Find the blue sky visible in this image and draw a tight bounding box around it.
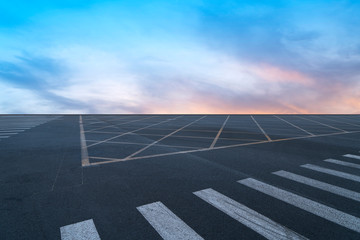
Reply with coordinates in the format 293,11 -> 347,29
1,0 -> 360,113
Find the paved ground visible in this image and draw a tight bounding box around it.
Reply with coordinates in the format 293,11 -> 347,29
1,114 -> 360,240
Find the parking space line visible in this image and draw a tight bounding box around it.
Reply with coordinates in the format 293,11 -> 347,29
194,188 -> 308,240
91,126 -> 272,134
87,131 -> 262,142
324,159 -> 360,169
124,116 -> 206,159
301,164 -> 360,182
210,115 -> 230,149
344,154 -> 360,160
86,139 -> 199,149
274,116 -> 314,136
296,116 -> 347,133
251,115 -> 271,141
238,178 -> 360,233
87,130 -> 360,166
137,201 -> 204,240
0,130 -> 25,132
86,116 -> 183,148
60,219 -> 101,240
273,170 -> 360,202
80,116 -> 90,166
84,116 -> 132,126
85,116 -> 157,133
313,116 -> 360,128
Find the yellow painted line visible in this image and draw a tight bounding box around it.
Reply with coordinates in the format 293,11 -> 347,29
210,115 -> 230,148
251,115 -> 271,141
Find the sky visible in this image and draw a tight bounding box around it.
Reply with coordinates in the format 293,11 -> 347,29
0,0 -> 360,114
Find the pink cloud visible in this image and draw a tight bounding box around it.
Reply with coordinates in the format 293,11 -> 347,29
250,63 -> 314,86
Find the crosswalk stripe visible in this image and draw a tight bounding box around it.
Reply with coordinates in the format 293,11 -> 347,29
273,170 -> 360,202
60,219 -> 101,240
344,154 -> 360,160
194,188 -> 308,240
301,164 -> 360,182
238,178 -> 360,233
137,201 -> 204,240
0,136 -> 9,138
324,159 -> 360,170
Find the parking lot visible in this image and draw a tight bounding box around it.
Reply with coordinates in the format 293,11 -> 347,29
1,115 -> 360,239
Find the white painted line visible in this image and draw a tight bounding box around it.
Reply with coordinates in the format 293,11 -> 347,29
85,116 -> 157,133
273,170 -> 360,202
301,164 -> 360,183
86,116 -> 183,148
251,115 -> 271,141
0,128 -> 30,130
84,121 -> 106,126
344,154 -> 360,160
297,116 -> 347,133
87,130 -> 261,142
194,188 -> 308,240
125,116 -> 206,159
0,130 -> 24,132
0,133 -> 17,135
86,139 -> 199,149
273,116 -> 314,136
238,178 -> 360,233
210,115 -> 230,149
0,136 -> 9,138
79,115 -> 90,167
87,130 -> 360,167
314,116 -> 360,128
137,201 -> 203,240
60,219 -> 101,240
324,159 -> 360,170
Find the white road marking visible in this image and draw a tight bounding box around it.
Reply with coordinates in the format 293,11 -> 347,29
273,116 -> 314,136
86,116 -> 183,148
0,132 -> 18,135
194,188 -> 308,240
87,130 -> 360,166
324,159 -> 360,169
251,115 -> 271,141
79,115 -> 90,166
273,170 -> 360,202
137,201 -> 203,240
0,128 -> 30,130
344,154 -> 360,160
0,136 -> 9,138
210,115 -> 230,149
0,130 -> 24,132
301,164 -> 360,182
313,116 -> 360,128
296,116 -> 347,133
60,219 -> 101,240
87,130 -> 261,142
85,116 -> 157,133
238,178 -> 360,233
86,139 -> 199,149
125,116 -> 206,159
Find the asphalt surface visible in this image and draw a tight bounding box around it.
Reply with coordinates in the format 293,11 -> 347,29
1,114 -> 360,240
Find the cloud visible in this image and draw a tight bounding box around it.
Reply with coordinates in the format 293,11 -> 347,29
0,0 -> 360,113
0,54 -> 87,112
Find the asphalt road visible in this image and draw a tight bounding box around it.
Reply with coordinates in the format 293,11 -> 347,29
1,114 -> 360,240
